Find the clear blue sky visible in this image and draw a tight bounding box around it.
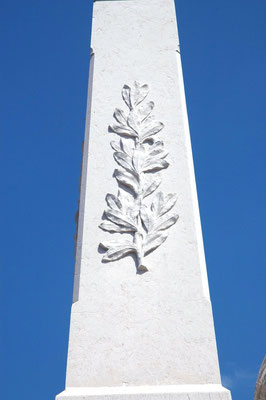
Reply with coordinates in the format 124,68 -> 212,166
1,1 -> 265,399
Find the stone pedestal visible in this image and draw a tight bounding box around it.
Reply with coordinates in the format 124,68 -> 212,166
56,0 -> 232,399
57,385 -> 230,400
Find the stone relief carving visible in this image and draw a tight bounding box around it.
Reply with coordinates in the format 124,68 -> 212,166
99,81 -> 178,273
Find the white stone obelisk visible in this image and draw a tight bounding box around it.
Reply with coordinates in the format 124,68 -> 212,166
56,0 -> 232,399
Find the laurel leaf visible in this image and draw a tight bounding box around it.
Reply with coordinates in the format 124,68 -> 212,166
113,108 -> 127,124
143,231 -> 168,255
140,119 -> 164,142
114,152 -> 134,173
122,85 -> 132,109
105,209 -> 137,230
142,158 -> 169,172
149,148 -> 168,158
114,169 -> 139,195
140,205 -> 153,232
143,174 -> 162,198
120,139 -> 133,156
117,189 -> 131,206
151,192 -> 164,215
132,146 -> 146,173
137,101 -> 154,121
127,110 -> 140,134
158,193 -> 178,217
150,141 -> 164,151
110,141 -> 121,152
131,81 -> 149,106
100,239 -> 133,249
102,246 -> 136,262
101,241 -> 136,262
99,221 -> 133,233
110,124 -> 138,138
153,213 -> 179,231
106,194 -> 122,211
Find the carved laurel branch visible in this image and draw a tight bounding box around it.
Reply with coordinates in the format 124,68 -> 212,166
99,81 -> 178,273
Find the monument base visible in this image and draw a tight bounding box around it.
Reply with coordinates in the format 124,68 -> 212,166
56,385 -> 232,399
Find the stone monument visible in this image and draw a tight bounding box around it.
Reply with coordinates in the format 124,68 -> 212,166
255,357 -> 266,400
56,0 -> 232,398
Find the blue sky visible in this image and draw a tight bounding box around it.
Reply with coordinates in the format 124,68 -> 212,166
0,0 -> 265,399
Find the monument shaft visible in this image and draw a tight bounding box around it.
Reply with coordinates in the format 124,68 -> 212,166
56,0 -> 232,398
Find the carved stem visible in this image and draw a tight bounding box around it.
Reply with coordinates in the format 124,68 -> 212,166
134,138 -> 144,272
134,184 -> 147,273
134,230 -> 143,268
